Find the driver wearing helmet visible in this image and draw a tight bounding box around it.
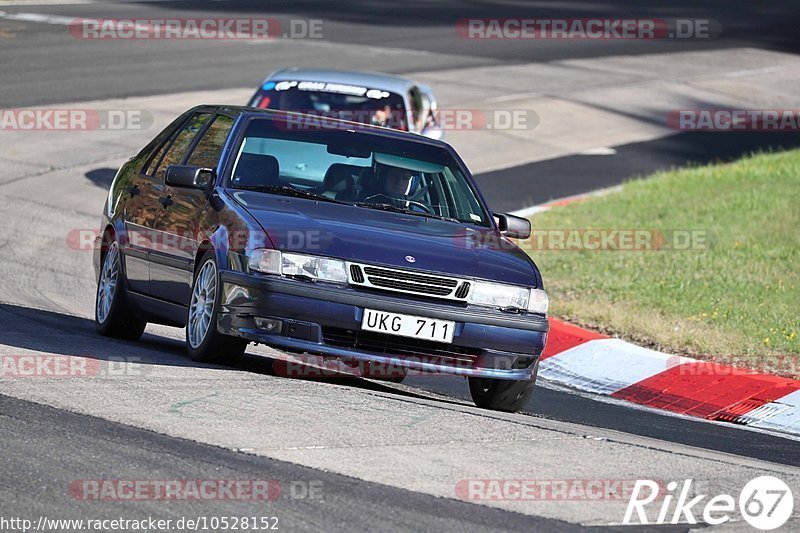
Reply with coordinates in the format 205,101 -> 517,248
384,166 -> 416,199
363,165 -> 429,213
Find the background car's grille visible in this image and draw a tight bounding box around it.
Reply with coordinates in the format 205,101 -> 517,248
348,263 -> 470,301
322,327 -> 481,366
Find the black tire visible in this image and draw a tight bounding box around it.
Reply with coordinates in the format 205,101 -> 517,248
95,234 -> 147,340
186,251 -> 247,364
468,363 -> 538,412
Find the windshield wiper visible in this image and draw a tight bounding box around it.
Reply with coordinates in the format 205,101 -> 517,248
233,185 -> 349,204
354,202 -> 461,223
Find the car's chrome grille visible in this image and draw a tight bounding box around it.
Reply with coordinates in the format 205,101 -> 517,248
347,263 -> 470,301
362,266 -> 457,287
369,278 -> 453,296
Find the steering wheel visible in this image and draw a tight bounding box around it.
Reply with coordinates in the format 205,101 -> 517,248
362,194 -> 435,215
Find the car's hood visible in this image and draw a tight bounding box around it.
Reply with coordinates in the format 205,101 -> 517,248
230,191 -> 541,287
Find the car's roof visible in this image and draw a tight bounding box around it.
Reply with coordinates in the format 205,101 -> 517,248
264,68 -> 416,96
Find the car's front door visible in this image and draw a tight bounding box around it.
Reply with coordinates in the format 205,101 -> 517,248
145,112 -> 212,302
150,113 -> 235,305
122,114 -> 193,295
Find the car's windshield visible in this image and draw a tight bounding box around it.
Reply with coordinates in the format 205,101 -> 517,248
251,80 -> 408,130
228,117 -> 490,226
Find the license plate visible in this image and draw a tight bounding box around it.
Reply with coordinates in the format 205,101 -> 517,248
361,309 -> 455,344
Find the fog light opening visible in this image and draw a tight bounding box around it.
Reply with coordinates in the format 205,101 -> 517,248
254,317 -> 283,333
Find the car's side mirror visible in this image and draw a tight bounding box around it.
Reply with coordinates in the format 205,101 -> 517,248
494,212 -> 531,239
165,165 -> 215,190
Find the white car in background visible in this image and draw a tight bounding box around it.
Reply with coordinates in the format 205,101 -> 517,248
247,67 -> 444,140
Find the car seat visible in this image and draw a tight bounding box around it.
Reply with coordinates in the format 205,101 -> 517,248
322,164 -> 362,201
231,153 -> 281,188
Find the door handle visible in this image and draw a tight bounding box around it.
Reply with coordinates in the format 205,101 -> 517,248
159,195 -> 173,208
126,185 -> 140,197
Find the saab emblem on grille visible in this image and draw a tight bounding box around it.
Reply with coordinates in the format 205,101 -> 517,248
405,255 -> 416,263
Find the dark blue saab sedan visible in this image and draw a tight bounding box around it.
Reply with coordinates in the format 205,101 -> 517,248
94,105 -> 549,412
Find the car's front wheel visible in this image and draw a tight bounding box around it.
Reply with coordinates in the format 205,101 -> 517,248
468,371 -> 537,412
95,237 -> 146,340
186,251 -> 248,364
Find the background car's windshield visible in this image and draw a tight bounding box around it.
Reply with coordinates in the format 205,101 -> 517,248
251,81 -> 408,130
228,118 -> 489,226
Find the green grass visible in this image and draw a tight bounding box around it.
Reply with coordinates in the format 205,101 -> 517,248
528,149 -> 800,359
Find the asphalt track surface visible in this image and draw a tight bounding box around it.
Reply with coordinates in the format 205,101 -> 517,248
1,0 -> 800,107
1,1 -> 799,530
1,393 -> 578,532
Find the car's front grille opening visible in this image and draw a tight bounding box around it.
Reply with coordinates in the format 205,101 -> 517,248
350,264 -> 365,283
322,326 -> 481,366
348,263 -> 469,301
362,266 -> 458,287
454,281 -> 471,299
369,278 -> 454,296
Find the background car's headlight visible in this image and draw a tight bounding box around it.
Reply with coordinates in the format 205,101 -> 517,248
249,249 -> 347,283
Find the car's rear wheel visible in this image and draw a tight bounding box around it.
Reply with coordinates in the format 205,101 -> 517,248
95,237 -> 147,340
186,251 -> 248,364
468,365 -> 537,412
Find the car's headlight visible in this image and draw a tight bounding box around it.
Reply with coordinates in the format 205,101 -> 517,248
248,249 -> 347,283
469,282 -> 548,314
527,288 -> 549,314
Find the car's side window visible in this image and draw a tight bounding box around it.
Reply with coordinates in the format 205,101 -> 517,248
152,113 -> 211,180
185,115 -> 235,169
142,121 -> 184,176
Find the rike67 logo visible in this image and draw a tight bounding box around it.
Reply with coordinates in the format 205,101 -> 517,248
624,476 -> 794,529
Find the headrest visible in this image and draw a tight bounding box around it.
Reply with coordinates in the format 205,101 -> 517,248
232,153 -> 280,187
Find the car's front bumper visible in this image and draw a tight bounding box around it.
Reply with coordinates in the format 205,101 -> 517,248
217,271 -> 549,380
